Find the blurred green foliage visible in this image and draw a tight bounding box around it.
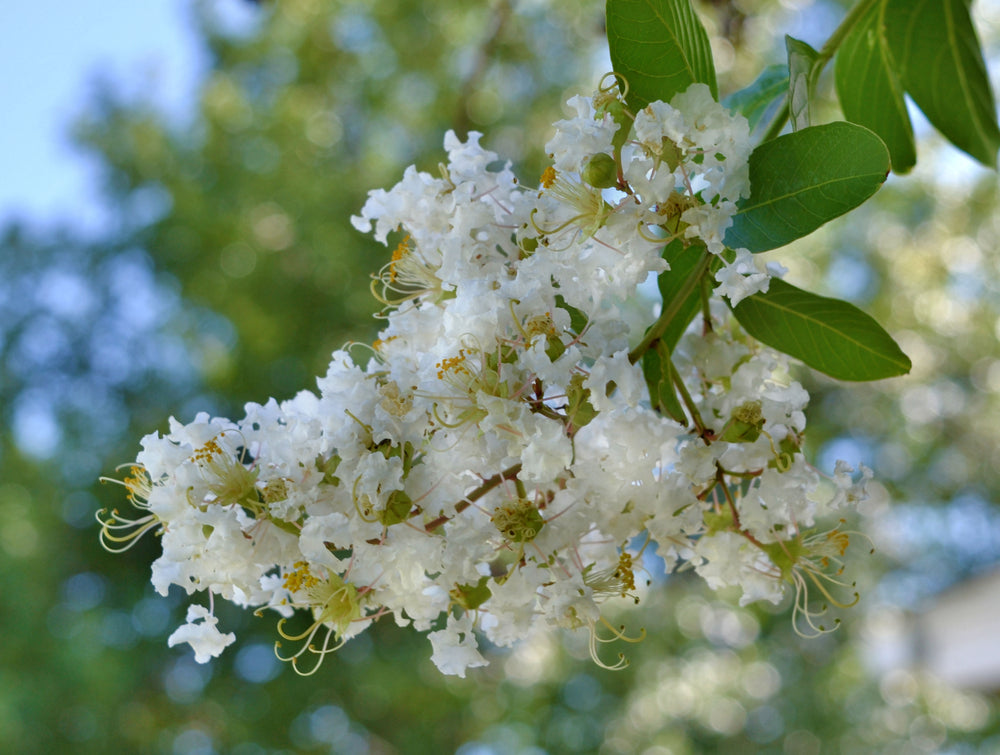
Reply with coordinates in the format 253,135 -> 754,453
3,0 -> 1000,753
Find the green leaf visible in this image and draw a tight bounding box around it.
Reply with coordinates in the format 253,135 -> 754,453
450,577 -> 492,611
640,240 -> 721,421
655,239 -> 712,353
723,64 -> 789,133
606,0 -> 718,111
555,294 -> 589,335
641,339 -> 687,423
835,0 -> 916,172
725,121 -> 890,253
566,374 -> 598,430
884,0 -> 1000,167
786,35 -> 820,131
731,278 -> 911,381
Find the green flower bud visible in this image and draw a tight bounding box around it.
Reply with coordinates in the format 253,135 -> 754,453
581,153 -> 618,189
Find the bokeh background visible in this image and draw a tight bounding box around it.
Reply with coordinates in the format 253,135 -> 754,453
3,0 -> 1000,752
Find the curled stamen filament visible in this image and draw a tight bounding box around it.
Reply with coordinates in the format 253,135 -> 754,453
268,565 -> 372,676
274,615 -> 348,676
588,616 -> 646,671
98,465 -> 161,552
96,509 -> 161,552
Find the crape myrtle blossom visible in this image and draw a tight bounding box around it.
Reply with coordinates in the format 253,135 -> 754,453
99,80 -> 873,676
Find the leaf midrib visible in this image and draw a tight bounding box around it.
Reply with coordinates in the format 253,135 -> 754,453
748,291 -> 908,369
735,171 -> 886,214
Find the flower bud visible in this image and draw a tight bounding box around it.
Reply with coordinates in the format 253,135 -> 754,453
581,153 -> 618,189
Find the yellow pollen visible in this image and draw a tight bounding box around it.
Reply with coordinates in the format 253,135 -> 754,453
192,438 -> 223,463
120,465 -> 152,505
826,529 -> 850,557
389,235 -> 411,282
613,552 -> 636,595
523,312 -> 556,339
435,350 -> 469,380
540,166 -> 557,188
283,561 -> 321,593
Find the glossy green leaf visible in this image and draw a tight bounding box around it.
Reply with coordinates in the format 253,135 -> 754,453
885,0 -> 1000,166
606,0 -> 717,111
835,0 -> 916,172
723,64 -> 789,133
786,35 -> 819,131
725,121 -> 890,253
732,278 -> 911,381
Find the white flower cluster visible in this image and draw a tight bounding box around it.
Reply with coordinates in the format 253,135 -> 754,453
100,82 -> 872,676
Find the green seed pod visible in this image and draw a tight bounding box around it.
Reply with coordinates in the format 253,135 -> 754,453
581,153 -> 618,189
600,98 -> 632,152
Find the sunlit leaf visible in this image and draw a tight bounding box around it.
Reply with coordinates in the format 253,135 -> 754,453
732,278 -> 911,381
606,0 -> 717,111
725,122 -> 890,253
835,0 -> 916,172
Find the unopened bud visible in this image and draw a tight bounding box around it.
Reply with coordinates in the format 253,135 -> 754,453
581,153 -> 618,189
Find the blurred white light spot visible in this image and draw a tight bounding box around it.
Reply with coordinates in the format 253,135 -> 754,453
12,399 -> 62,459
234,642 -> 281,683
219,242 -> 257,278
1,518 -> 38,557
742,661 -> 781,700
705,696 -> 746,735
172,728 -> 215,755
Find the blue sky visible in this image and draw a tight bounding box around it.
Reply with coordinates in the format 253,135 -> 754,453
0,1 -> 206,233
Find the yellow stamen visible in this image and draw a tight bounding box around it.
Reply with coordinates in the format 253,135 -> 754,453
389,234 -> 411,282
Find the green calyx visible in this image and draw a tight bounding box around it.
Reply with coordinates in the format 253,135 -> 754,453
492,499 -> 545,543
719,400 -> 765,443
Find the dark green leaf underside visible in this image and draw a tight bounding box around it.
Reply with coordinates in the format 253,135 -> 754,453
642,340 -> 687,422
885,0 -> 1000,166
656,240 -> 712,353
